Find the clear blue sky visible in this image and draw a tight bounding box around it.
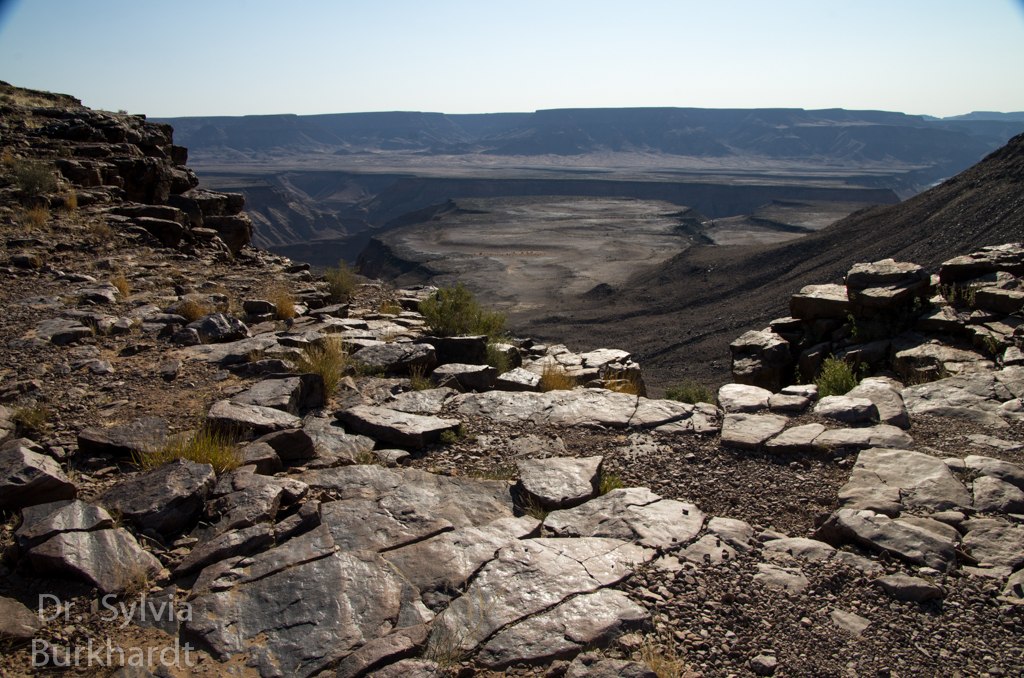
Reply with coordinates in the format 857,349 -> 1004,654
1,0 -> 1022,118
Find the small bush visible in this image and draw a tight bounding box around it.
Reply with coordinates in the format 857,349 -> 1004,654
177,298 -> 212,323
268,283 -> 296,320
539,361 -> 576,392
135,425 -> 241,475
19,205 -> 48,231
599,469 -> 623,495
379,300 -> 402,315
664,379 -> 716,405
324,260 -> 359,303
13,403 -> 51,434
420,282 -> 506,340
439,424 -> 467,445
814,356 -> 858,397
110,273 -> 130,298
486,342 -> 512,375
517,491 -> 550,521
294,336 -> 351,398
14,160 -> 58,198
113,559 -> 153,597
409,364 -> 436,391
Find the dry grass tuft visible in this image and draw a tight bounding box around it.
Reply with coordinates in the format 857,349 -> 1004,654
110,273 -> 130,299
62,191 -> 78,212
640,637 -> 691,678
379,299 -> 403,315
603,369 -> 645,396
516,490 -> 550,521
19,205 -> 48,231
268,283 -> 296,320
540,361 -> 577,392
664,379 -> 716,405
134,425 -> 241,475
409,363 -> 436,391
294,336 -> 352,398
113,559 -> 153,597
89,218 -> 113,240
177,298 -> 212,323
13,403 -> 51,434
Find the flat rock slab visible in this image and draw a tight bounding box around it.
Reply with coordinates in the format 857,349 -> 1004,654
36,318 -> 93,345
707,517 -> 754,551
545,487 -> 704,549
337,406 -> 459,448
0,439 -> 77,512
814,426 -> 913,451
874,574 -> 945,602
763,537 -> 835,562
231,374 -> 324,414
353,343 -> 437,374
682,534 -> 736,565
335,625 -> 429,678
848,382 -> 910,429
321,497 -> 454,553
173,524 -> 275,577
965,454 -> 1024,491
973,476 -> 1024,513
961,519 -> 1024,569
753,563 -> 808,593
517,456 -> 602,509
178,335 -> 281,365
0,595 -> 42,640
831,609 -> 870,636
765,423 -> 826,454
838,448 -> 972,514
718,384 -> 771,413
431,363 -> 497,392
301,417 -> 375,467
16,499 -> 113,552
790,283 -> 850,320
383,516 -> 540,610
495,367 -> 543,392
815,509 -> 958,571
476,588 -> 650,670
207,399 -> 302,434
101,458 -> 215,536
77,417 -> 169,458
814,396 -> 878,424
187,550 -> 411,678
428,538 -> 648,654
28,528 -> 162,594
454,390 -> 640,429
385,388 -> 458,414
365,660 -> 443,678
721,413 -> 788,450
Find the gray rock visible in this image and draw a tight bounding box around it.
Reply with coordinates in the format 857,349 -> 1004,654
565,654 -> 657,678
546,488 -> 704,549
77,417 -> 169,459
681,534 -> 736,565
353,343 -> 437,374
1003,568 -> 1024,599
967,434 -> 1024,452
767,393 -> 810,412
15,499 -> 113,552
300,416 -> 377,467
961,519 -> 1024,568
186,312 -> 250,343
830,609 -> 870,635
179,335 -> 281,365
335,625 -> 429,678
239,442 -> 283,474
28,528 -> 162,594
814,425 -> 914,451
495,367 -> 543,392
847,381 -> 910,429
204,483 -> 284,535
837,448 -> 971,515
964,454 -> 1024,492
628,398 -> 695,429
36,318 -> 93,345
717,383 -> 771,413
187,550 -> 410,678
707,516 -> 754,551
427,538 -> 647,654
0,439 -> 77,512
0,595 -> 42,640
763,537 -> 835,562
897,515 -> 962,543
750,654 -> 778,676
476,589 -> 650,670
764,423 -> 826,454
517,456 -> 602,510
415,335 -> 488,365
385,388 -> 458,415
753,563 -> 808,593
814,509 -> 958,571
814,395 -> 879,424
431,363 -> 497,392
101,458 -> 215,535
231,374 -> 324,414
375,449 -> 411,467
973,476 -> 1024,513
321,497 -> 453,553
207,399 -> 302,434
173,524 -> 275,577
790,283 -> 850,320
337,406 -> 459,448
730,329 -> 791,391
781,384 -> 819,400
873,574 -> 945,602
365,659 -> 443,678
454,389 -> 640,429
721,413 -> 788,450
383,516 -> 540,610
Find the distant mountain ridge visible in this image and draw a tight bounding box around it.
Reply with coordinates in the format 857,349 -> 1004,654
156,107 -> 1024,171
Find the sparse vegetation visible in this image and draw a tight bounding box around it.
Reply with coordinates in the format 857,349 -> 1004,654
110,273 -> 130,298
539,361 -> 576,392
409,363 -> 436,391
134,425 -> 241,475
469,465 -> 516,481
294,336 -> 350,398
268,283 -> 296,320
13,159 -> 58,199
938,282 -> 978,308
486,342 -> 512,375
19,205 -> 48,231
598,469 -> 623,495
324,259 -> 359,303
176,298 -> 212,323
62,190 -> 77,212
89,218 -> 113,239
379,299 -> 402,315
639,636 -> 691,678
664,379 -> 716,405
13,403 -> 51,435
113,559 -> 153,597
603,369 -> 645,396
814,356 -> 858,397
420,281 -> 507,340
439,424 -> 468,445
517,491 -> 550,521
353,450 -> 378,465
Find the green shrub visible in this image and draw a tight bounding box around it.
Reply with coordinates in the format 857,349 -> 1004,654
486,342 -> 512,375
14,160 -> 58,199
324,260 -> 359,303
421,282 -> 506,340
814,356 -> 858,397
664,379 -> 716,405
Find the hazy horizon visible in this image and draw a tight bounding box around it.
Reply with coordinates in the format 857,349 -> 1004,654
1,0 -> 1023,119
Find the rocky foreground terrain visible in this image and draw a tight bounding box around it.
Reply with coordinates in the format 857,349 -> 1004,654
2,83 -> 1024,678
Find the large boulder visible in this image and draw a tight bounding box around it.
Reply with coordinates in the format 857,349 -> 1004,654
730,330 -> 790,392
0,439 -> 77,512
28,528 -> 162,594
352,343 -> 437,375
336,406 -> 459,448
790,284 -> 850,320
101,458 -> 215,536
186,313 -> 250,343
846,259 -> 928,310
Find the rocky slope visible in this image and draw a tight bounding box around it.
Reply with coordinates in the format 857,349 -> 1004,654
2,83 -> 1024,678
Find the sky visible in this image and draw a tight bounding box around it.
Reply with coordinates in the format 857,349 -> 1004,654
0,0 -> 1022,119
